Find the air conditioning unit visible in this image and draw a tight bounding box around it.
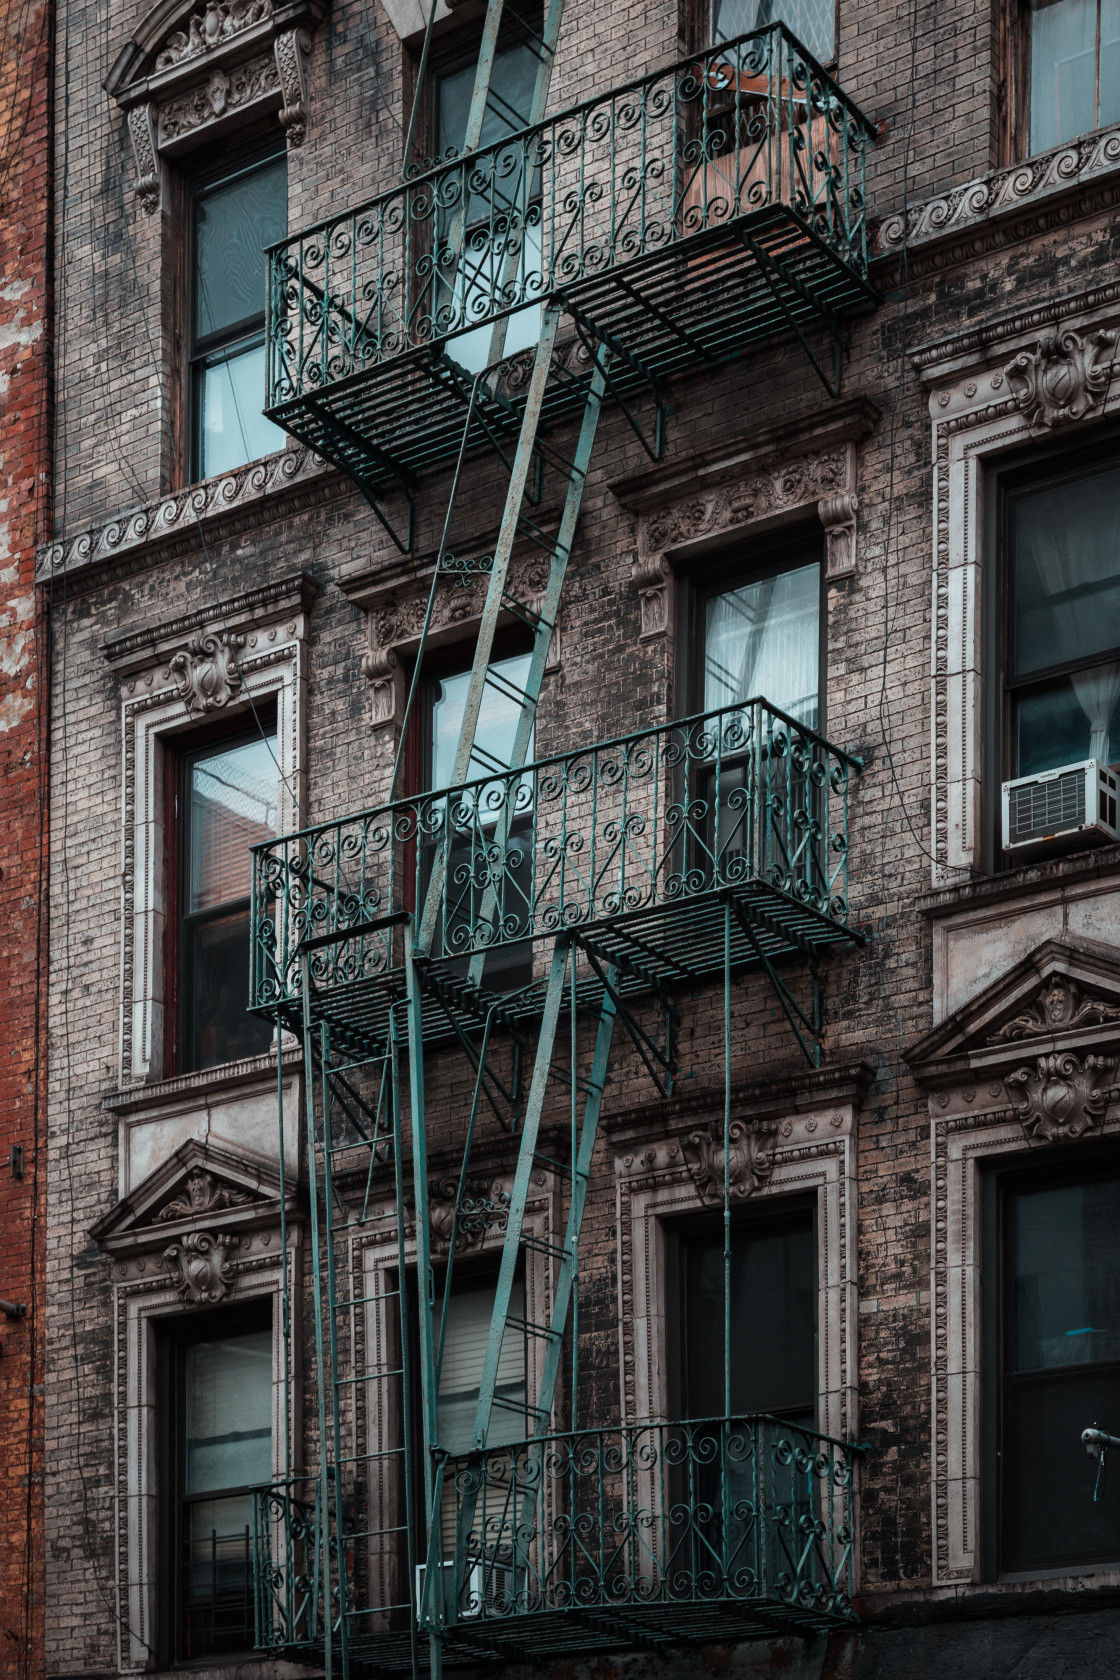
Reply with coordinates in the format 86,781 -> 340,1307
1002,760 -> 1120,852
416,1557 -> 517,1622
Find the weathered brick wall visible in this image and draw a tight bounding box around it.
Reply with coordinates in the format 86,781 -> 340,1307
40,0 -> 1120,1674
0,0 -> 51,1670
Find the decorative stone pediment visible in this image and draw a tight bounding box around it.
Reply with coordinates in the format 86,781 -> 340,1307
91,1137 -> 287,1257
610,399 -> 879,642
907,936 -> 1120,1083
106,0 -> 324,211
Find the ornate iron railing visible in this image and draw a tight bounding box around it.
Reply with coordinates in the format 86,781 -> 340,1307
266,25 -> 874,412
426,1415 -> 862,1633
250,699 -> 860,1023
253,1481 -> 321,1654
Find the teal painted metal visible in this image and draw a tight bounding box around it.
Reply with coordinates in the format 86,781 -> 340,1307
429,1416 -> 864,1648
250,698 -> 862,1054
264,26 -> 877,496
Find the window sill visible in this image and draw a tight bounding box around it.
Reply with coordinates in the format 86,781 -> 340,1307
918,840 -> 1120,920
874,117 -> 1120,276
103,1043 -> 301,1115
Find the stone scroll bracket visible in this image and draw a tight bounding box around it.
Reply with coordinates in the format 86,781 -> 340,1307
108,0 -> 325,215
611,400 -> 879,658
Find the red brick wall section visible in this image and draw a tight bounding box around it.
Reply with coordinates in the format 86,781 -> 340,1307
0,0 -> 51,1672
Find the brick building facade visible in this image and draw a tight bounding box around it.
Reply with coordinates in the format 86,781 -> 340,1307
37,0 -> 1120,1676
0,0 -> 51,1670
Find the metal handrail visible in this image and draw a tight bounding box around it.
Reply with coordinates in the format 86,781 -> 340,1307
266,24 -> 875,411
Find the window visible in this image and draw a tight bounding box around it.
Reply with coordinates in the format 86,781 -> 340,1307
158,1305 -> 273,1661
421,647 -> 535,989
711,0 -> 835,63
983,1160 -> 1120,1577
177,727 -> 279,1071
189,143 -> 288,480
676,1200 -> 817,1426
697,555 -> 822,728
425,6 -> 543,372
995,454 -> 1120,788
1021,0 -> 1120,156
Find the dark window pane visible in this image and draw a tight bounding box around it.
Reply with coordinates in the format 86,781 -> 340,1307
713,0 -> 834,63
184,1331 -> 273,1491
1028,0 -> 1097,153
684,1211 -> 816,1421
703,563 -> 819,725
430,653 -> 533,793
1011,468 -> 1120,678
1013,672 -> 1120,774
194,157 -> 286,341
437,39 -> 537,159
1011,1180 -> 1120,1373
189,736 -> 278,911
1004,1369 -> 1120,1571
186,908 -> 273,1069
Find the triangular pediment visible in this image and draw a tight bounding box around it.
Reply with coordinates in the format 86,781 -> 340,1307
92,1137 -> 285,1253
907,936 -> 1120,1081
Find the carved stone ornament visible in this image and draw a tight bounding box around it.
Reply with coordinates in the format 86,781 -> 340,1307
818,491 -> 858,581
988,973 -> 1120,1044
127,105 -> 161,216
1004,327 -> 1116,431
274,28 -> 311,144
429,1177 -> 511,1253
1004,1052 -> 1117,1143
684,1118 -> 780,1200
155,1168 -> 254,1222
155,0 -> 272,69
164,1230 -> 240,1302
170,630 -> 245,714
159,56 -> 280,143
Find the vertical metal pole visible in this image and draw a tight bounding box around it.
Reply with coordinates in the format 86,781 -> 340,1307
275,1035 -> 292,1497
389,1003 -> 420,1680
299,955 -> 333,1680
317,1027 -> 352,1680
404,924 -> 439,1510
723,900 -> 732,1423
569,938 -> 578,1430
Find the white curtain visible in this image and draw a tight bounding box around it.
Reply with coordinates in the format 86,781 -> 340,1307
1014,474 -> 1120,763
704,562 -> 819,726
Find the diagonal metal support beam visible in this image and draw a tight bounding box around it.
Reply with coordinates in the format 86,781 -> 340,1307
738,229 -> 844,398
729,895 -> 823,1067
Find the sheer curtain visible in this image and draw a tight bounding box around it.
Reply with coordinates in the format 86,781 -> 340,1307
704,563 -> 819,727
1014,474 -> 1120,764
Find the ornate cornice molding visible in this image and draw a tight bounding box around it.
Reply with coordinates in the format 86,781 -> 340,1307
912,280 -> 1120,380
40,451 -> 343,596
874,123 -> 1120,278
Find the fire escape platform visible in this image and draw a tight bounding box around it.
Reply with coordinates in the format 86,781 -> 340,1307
265,29 -> 877,499
251,700 -> 862,1063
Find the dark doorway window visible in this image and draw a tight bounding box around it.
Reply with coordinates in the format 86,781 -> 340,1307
711,0 -> 835,63
677,1199 -> 817,1425
985,1160 -> 1120,1576
159,1303 -> 273,1661
999,458 -> 1120,781
422,648 -> 535,990
179,727 -> 278,1070
1022,0 -> 1120,156
190,143 -> 287,480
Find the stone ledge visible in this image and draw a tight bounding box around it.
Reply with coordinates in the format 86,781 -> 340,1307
102,1045 -> 301,1115
918,843 -> 1120,920
36,446 -> 350,594
872,123 -> 1120,279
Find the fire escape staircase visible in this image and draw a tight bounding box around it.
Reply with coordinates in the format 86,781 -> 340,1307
249,10 -> 876,1679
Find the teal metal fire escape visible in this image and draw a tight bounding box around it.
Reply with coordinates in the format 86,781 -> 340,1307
250,10 -> 875,1678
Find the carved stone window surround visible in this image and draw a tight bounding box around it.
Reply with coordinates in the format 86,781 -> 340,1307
908,936 -> 1120,1586
105,575 -> 313,1087
107,0 -> 325,213
610,399 -> 879,648
353,1170 -> 560,1619
614,1101 -> 859,1445
92,1138 -> 302,1672
915,284 -> 1120,887
340,546 -> 563,741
